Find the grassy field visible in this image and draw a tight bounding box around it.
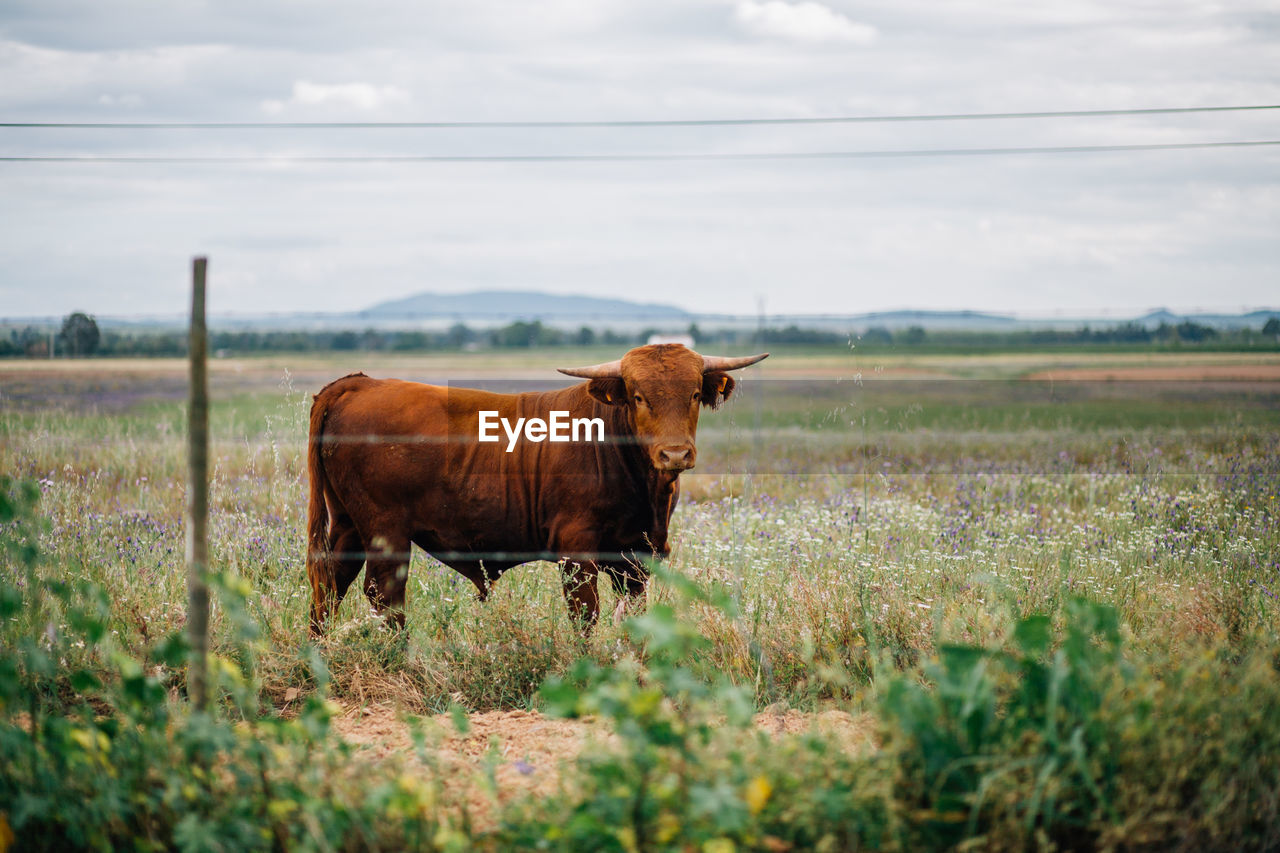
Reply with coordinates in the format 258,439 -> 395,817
2,347 -> 1279,850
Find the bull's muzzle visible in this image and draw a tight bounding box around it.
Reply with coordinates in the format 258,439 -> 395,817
656,444 -> 696,471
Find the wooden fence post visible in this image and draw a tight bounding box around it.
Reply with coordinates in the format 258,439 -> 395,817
186,256 -> 210,710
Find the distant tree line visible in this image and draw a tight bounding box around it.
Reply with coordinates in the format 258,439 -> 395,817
1,314 -> 1277,358
0,318 -> 652,358
873,320 -> 1280,350
1,312 -> 103,357
851,320 -> 1241,349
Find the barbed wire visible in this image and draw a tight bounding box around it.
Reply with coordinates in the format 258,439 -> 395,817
4,104 -> 1277,130
5,425 -> 1266,450
2,139 -> 1277,164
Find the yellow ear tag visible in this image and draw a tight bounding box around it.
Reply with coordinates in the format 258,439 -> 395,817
605,391 -> 613,403
717,376 -> 729,393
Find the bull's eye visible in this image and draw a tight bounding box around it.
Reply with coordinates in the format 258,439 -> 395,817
633,394 -> 644,406
692,391 -> 701,403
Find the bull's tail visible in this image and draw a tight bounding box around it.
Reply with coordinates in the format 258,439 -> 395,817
306,387 -> 336,635
305,374 -> 369,636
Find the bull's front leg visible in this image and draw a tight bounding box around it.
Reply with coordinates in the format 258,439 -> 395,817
552,521 -> 611,632
559,560 -> 601,632
554,523 -> 655,632
603,560 -> 650,624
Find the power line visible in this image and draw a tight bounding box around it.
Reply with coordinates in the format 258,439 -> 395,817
1,139 -> 1277,164
2,104 -> 1278,130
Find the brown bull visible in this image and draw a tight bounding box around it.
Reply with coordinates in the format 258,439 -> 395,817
306,344 -> 767,635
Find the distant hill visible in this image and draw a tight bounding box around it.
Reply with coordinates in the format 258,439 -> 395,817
1133,309 -> 1278,329
358,290 -> 690,322
846,309 -> 1017,330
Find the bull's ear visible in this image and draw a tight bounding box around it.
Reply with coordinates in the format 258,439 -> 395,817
587,377 -> 627,406
701,371 -> 735,409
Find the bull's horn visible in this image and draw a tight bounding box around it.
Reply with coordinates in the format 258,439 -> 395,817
557,358 -> 624,379
701,353 -> 769,372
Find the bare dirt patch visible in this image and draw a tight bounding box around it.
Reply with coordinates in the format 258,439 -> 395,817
329,702 -> 876,827
332,705 -> 592,815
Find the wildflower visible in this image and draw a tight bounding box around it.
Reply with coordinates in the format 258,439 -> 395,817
744,775 -> 773,815
654,813 -> 682,843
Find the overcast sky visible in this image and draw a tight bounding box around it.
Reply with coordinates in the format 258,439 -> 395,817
1,0 -> 1277,320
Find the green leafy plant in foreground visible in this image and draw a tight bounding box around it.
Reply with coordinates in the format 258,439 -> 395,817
505,566 -> 894,852
882,599 -> 1124,849
0,477 -> 464,852
882,597 -> 1280,850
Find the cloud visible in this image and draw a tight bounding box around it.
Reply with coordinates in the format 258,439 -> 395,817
0,0 -> 1276,318
261,80 -> 410,114
733,1 -> 877,44
96,92 -> 143,108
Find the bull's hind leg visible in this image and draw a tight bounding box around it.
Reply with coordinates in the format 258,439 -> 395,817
308,519 -> 367,636
362,533 -> 412,629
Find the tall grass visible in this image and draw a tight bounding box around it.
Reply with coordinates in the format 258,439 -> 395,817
3,369 -> 1277,707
